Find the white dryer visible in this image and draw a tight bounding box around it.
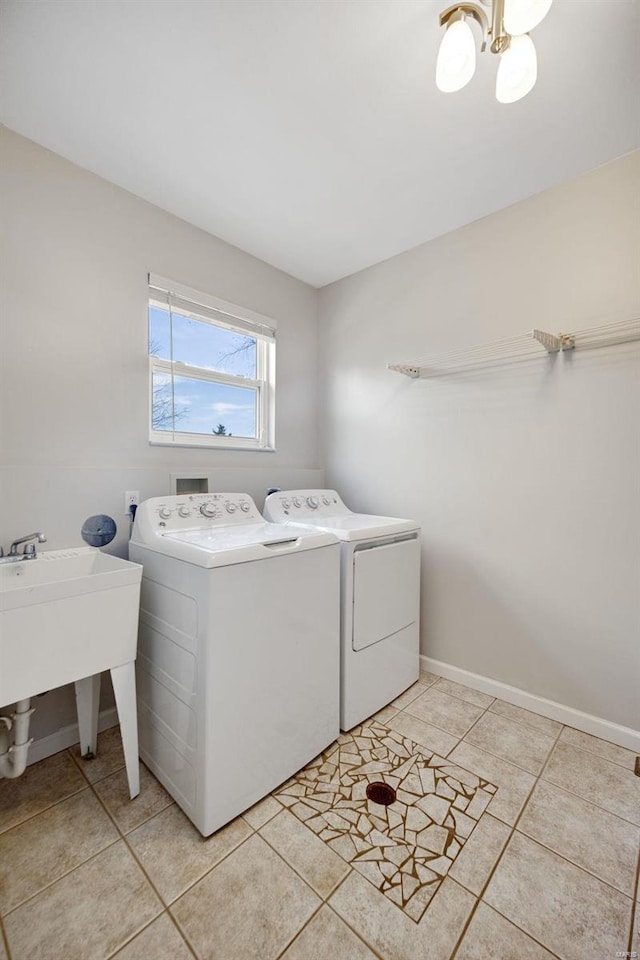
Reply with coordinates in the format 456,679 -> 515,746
130,493 -> 340,836
263,490 -> 420,730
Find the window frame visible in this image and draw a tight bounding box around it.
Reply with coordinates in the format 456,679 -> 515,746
148,275 -> 276,451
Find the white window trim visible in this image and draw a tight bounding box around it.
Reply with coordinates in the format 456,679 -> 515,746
148,275 -> 276,451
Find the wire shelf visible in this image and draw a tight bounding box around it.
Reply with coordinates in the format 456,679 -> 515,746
388,317 -> 640,378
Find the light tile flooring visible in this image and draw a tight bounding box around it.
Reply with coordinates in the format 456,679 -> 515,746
0,672 -> 637,960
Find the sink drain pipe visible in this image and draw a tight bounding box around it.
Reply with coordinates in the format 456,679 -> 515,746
0,700 -> 35,779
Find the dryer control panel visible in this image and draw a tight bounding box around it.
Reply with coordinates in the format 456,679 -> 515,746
264,489 -> 346,521
133,493 -> 261,540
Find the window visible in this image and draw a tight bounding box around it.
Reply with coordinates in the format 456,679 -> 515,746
148,275 -> 276,449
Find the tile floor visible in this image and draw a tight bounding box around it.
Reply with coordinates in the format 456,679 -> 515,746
0,671 -> 637,960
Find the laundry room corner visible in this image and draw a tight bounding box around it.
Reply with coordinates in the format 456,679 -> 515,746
317,151 -> 640,747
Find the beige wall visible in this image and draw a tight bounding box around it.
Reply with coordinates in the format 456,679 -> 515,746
0,128 -> 322,744
0,128 -> 322,547
318,151 -> 640,732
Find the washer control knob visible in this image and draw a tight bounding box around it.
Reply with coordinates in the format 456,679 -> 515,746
158,507 -> 172,520
225,502 -> 237,513
200,502 -> 216,517
292,497 -> 302,508
282,499 -> 291,509
306,496 -> 319,509
240,502 -> 251,513
322,496 -> 331,506
178,506 -> 190,518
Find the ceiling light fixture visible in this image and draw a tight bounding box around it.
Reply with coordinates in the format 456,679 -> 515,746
436,0 -> 551,103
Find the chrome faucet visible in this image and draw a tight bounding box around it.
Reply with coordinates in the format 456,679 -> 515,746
9,532 -> 47,557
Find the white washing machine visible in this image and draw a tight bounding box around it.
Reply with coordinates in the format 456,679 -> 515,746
263,490 -> 420,731
129,493 -> 340,836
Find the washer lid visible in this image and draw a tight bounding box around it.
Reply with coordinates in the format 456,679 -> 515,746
279,513 -> 419,542
262,491 -> 419,542
165,520 -> 308,552
145,523 -> 337,567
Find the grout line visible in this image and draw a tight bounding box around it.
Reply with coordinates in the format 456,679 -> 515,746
164,908 -> 199,960
419,672 -> 440,686
450,698 -> 495,738
463,899 -> 564,960
522,773 -> 640,830
537,734 -> 640,829
81,770 -> 183,933
487,713 -> 562,742
101,911 -> 195,960
121,806 -> 255,911
288,871 -> 387,960
432,677 -> 496,710
325,901 -> 387,960
0,781 -> 92,839
486,703 -> 563,738
535,776 -> 640,829
550,736 -> 638,773
628,840 -> 640,955
273,900 -> 326,960
88,764 -> 175,838
448,720 -> 564,959
512,825 -> 637,900
69,751 -> 127,788
1,836 -> 123,919
401,694 -> 493,748
386,712 -> 462,759
0,797 -> 129,919
0,916 -> 11,960
257,818 -> 350,905
451,711 -> 557,779
102,914 -> 159,960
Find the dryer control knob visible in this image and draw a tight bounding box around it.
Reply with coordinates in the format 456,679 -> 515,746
178,506 -> 190,518
200,502 -> 216,517
240,502 -> 251,512
292,498 -> 302,508
306,496 -> 319,509
225,502 -> 237,513
158,507 -> 172,520
282,499 -> 291,509
322,496 -> 331,505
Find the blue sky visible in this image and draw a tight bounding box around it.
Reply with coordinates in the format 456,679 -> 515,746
150,306 -> 257,437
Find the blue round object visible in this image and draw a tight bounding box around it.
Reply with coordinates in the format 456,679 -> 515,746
81,514 -> 117,547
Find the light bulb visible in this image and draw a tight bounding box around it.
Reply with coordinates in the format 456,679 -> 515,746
436,16 -> 476,93
503,0 -> 552,36
496,34 -> 537,103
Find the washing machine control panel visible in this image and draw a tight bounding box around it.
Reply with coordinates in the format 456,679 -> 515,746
264,489 -> 347,521
133,493 -> 261,536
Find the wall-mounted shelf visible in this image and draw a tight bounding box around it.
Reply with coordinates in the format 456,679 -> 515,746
388,317 -> 640,378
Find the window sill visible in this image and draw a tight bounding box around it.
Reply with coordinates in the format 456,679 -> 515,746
149,438 -> 276,453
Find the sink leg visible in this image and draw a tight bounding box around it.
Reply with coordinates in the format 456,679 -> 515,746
74,675 -> 101,758
110,661 -> 140,799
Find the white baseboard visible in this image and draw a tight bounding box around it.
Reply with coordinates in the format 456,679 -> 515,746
421,655 -> 640,754
27,707 -> 119,766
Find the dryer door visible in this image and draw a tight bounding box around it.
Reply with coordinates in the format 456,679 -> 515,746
352,537 -> 420,651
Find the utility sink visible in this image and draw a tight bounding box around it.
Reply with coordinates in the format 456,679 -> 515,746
0,547 -> 142,706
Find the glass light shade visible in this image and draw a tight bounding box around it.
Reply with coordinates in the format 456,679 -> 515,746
496,34 -> 537,103
503,0 -> 552,36
436,17 -> 476,93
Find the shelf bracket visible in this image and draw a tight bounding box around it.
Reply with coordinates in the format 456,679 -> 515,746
387,363 -> 421,379
532,329 -> 562,353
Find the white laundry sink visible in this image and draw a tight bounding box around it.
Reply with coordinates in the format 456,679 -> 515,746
0,547 -> 142,706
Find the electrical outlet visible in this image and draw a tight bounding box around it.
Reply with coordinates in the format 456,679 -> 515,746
125,490 -> 140,516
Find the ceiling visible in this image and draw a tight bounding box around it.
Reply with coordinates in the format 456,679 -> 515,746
1,0 -> 638,287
